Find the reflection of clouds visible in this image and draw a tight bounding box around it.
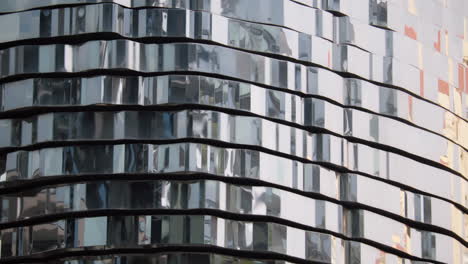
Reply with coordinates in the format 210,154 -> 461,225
237,22 -> 293,56
221,0 -> 239,14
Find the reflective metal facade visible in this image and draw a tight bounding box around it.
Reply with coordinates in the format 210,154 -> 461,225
0,0 -> 466,263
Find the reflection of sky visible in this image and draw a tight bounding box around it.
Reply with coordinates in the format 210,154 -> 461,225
83,217 -> 107,247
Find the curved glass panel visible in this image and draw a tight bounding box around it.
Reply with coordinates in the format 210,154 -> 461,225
1,75 -> 466,150
27,252 -> 303,264
1,214 -> 464,263
4,143 -> 466,214
0,179 -> 465,242
0,2 -> 464,121
0,109 -> 465,177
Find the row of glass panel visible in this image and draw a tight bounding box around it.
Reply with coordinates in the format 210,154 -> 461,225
0,2 -> 462,89
1,179 -> 465,243
20,252 -> 303,264
287,0 -> 466,119
0,109 -> 465,178
3,143 -> 466,231
335,14 -> 465,69
0,0 -> 460,63
1,75 -> 466,150
0,5 -> 326,56
1,214 -> 461,263
322,0 -> 466,56
0,0 -> 335,41
1,38 -> 464,123
3,139 -> 465,211
1,78 -> 465,166
0,29 -> 465,124
0,0 -> 382,37
328,0 -> 467,118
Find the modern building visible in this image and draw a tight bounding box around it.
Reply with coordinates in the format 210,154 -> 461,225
0,0 -> 466,263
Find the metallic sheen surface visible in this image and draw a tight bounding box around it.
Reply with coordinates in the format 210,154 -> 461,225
0,1 -> 467,264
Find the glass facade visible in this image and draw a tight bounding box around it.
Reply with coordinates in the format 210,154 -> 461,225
0,1 -> 466,263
